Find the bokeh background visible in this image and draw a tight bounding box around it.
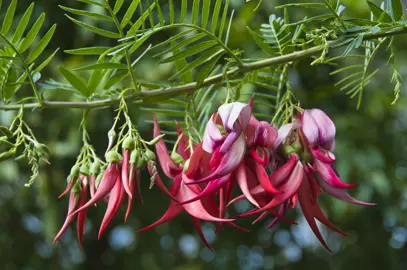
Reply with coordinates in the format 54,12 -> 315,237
1,0 -> 407,269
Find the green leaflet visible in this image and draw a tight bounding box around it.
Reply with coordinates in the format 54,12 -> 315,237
159,40 -> 217,64
18,13 -> 46,53
74,62 -> 127,71
65,15 -> 120,39
1,0 -> 17,35
27,24 -> 57,64
59,66 -> 90,97
12,2 -> 34,43
59,6 -> 113,21
64,47 -> 111,55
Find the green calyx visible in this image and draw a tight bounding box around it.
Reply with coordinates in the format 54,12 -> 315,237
144,149 -> 156,161
122,136 -> 135,150
171,152 -> 184,164
70,165 -> 80,178
105,151 -> 122,163
79,165 -> 90,176
130,149 -> 140,164
90,160 -> 101,175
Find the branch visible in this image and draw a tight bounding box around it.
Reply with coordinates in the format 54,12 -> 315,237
1,26 -> 407,111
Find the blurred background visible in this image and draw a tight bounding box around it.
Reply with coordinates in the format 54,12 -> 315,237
1,0 -> 407,269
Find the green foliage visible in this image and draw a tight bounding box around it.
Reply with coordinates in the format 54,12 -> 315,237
0,0 -> 57,103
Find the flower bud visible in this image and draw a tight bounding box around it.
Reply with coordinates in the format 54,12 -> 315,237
0,148 -> 16,162
136,155 -> 146,169
105,151 -> 122,163
144,149 -> 156,161
95,172 -> 103,189
171,152 -> 184,164
292,140 -> 303,154
122,136 -> 135,150
90,160 -> 101,175
80,165 -> 89,176
70,165 -> 80,178
130,149 -> 140,164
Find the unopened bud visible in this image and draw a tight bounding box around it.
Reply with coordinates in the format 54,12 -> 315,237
292,140 -> 303,154
0,126 -> 13,139
80,165 -> 90,176
105,151 -> 122,163
136,155 -> 146,169
171,152 -> 184,164
122,136 -> 135,150
70,165 -> 80,178
148,134 -> 166,145
90,160 -> 101,175
130,149 -> 140,164
106,129 -> 116,153
144,149 -> 156,161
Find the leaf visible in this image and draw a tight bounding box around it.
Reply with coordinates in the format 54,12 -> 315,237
169,0 -> 175,24
211,0 -> 222,33
367,1 -> 393,23
58,66 -> 90,97
159,40 -> 217,63
170,47 -> 224,80
59,6 -> 113,21
154,33 -> 207,57
34,48 -> 59,73
113,0 -> 125,14
1,0 -> 17,35
386,0 -> 403,21
181,0 -> 187,23
2,67 -> 17,101
103,70 -> 129,89
27,24 -> 57,63
196,53 -> 223,86
18,13 -> 46,53
192,0 -> 200,25
120,0 -> 140,28
12,2 -> 34,43
150,29 -> 195,51
126,2 -> 156,37
64,46 -> 111,55
77,0 -> 106,8
65,15 -> 120,38
202,0 -> 210,29
74,62 -> 127,71
218,0 -> 229,39
276,3 -> 326,9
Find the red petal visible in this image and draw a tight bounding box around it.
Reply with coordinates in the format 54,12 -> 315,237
71,163 -> 119,216
58,177 -> 75,198
269,154 -> 299,187
191,217 -> 214,252
176,123 -> 191,160
178,181 -> 234,222
98,177 -> 124,239
316,160 -> 357,189
311,147 -> 336,164
77,183 -> 88,248
53,192 -> 79,244
89,175 -> 96,199
121,149 -> 132,198
148,162 -> 178,202
154,116 -> 182,178
236,162 -> 260,208
253,160 -> 281,195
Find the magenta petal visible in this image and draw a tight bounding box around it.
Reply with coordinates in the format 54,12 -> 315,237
71,163 -> 119,216
154,116 -> 182,178
176,123 -> 191,159
239,162 -> 304,217
311,147 -> 336,164
316,176 -> 376,206
315,160 -> 358,189
193,133 -> 246,183
148,162 -> 179,202
203,116 -> 224,153
191,217 -> 214,252
302,109 -> 336,151
218,102 -> 252,132
178,181 -> 234,222
121,149 -> 132,198
53,192 -> 79,244
269,153 -> 299,187
255,121 -> 278,148
98,177 -> 124,239
236,162 -> 260,208
138,201 -> 183,232
178,174 -> 230,204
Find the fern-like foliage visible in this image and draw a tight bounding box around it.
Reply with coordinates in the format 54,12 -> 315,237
0,0 -> 58,103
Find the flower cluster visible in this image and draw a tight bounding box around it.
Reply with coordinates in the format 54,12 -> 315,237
54,101 -> 374,252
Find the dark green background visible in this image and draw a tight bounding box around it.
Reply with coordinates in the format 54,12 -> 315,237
0,0 -> 407,269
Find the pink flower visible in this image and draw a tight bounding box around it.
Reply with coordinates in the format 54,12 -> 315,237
54,175 -> 89,248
